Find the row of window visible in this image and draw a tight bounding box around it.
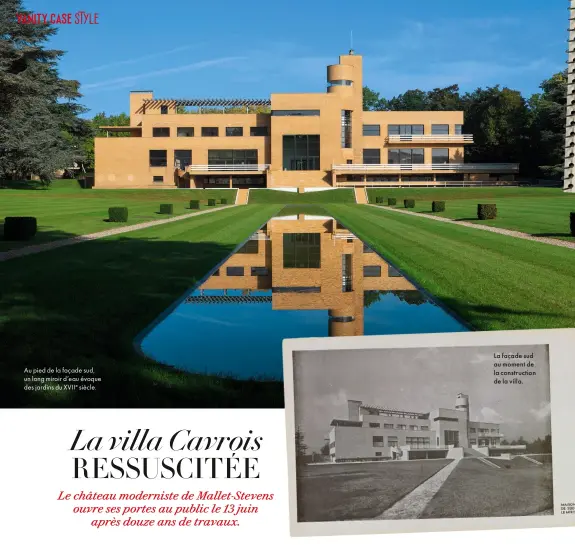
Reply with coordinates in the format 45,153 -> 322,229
213,266 -> 270,277
363,148 -> 451,164
150,149 -> 258,168
153,126 -> 269,138
372,436 -> 430,448
470,427 -> 499,434
363,124 -> 463,136
369,423 -> 430,431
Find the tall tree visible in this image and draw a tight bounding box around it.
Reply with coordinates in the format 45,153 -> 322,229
363,86 -> 386,111
0,0 -> 88,183
528,71 -> 566,179
295,427 -> 308,459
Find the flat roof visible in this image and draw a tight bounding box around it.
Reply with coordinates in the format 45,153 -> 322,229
143,98 -> 271,107
99,126 -> 141,131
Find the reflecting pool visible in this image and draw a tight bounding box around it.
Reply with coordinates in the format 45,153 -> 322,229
138,213 -> 468,380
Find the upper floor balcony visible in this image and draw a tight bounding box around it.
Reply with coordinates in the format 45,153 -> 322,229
186,164 -> 270,174
332,163 -> 519,173
387,134 -> 474,144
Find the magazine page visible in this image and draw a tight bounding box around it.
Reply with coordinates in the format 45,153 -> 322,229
1,0 -> 574,543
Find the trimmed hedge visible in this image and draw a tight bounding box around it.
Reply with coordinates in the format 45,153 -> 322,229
221,198 -> 227,205
3,216 -> 37,240
207,199 -> 216,206
387,198 -> 397,206
478,203 -> 497,220
375,196 -> 384,204
189,200 -> 200,209
159,204 -> 173,214
432,201 -> 446,212
108,207 -> 128,222
571,212 -> 575,236
404,199 -> 415,209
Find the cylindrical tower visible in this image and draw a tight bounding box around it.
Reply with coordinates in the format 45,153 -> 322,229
455,393 -> 470,422
565,1 -> 575,192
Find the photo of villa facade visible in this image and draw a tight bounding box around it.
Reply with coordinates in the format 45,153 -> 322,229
329,393 -> 526,462
94,51 -> 518,190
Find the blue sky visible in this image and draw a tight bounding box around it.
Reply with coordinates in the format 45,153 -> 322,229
28,0 -> 566,117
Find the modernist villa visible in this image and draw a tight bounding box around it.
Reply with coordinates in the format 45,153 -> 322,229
329,393 -> 526,462
94,51 -> 519,190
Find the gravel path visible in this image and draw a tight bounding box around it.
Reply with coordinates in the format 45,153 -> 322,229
375,459 -> 461,520
369,204 -> 575,250
0,206 -> 231,263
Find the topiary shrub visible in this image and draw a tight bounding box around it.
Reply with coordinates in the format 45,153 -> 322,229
108,207 -> 128,222
221,198 -> 227,205
375,196 -> 384,204
159,204 -> 173,214
3,216 -> 37,240
404,199 -> 415,209
207,199 -> 216,206
189,200 -> 200,209
387,198 -> 397,206
432,201 -> 446,212
570,212 -> 575,236
478,203 -> 497,220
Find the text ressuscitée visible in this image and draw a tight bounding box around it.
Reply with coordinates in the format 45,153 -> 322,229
70,429 -> 263,479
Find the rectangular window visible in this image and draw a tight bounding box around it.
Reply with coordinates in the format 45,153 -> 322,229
432,148 -> 450,164
388,148 -> 424,164
153,127 -> 170,137
363,265 -> 381,277
363,149 -> 381,164
251,267 -> 269,276
271,110 -> 320,116
177,127 -> 194,137
225,127 -> 243,137
160,105 -> 168,115
396,424 -> 407,430
388,125 -> 425,136
226,267 -> 244,276
250,126 -> 269,136
409,425 -> 419,431
372,436 -> 384,447
432,124 -> 449,135
388,265 -> 402,278
470,428 -> 476,433
283,233 -> 321,268
152,176 -> 164,183
174,150 -> 192,169
341,110 -> 352,148
388,436 -> 399,447
201,127 -> 219,137
383,423 -> 394,429
363,124 -> 380,136
470,438 -> 477,445
369,422 -> 380,428
238,240 -> 259,254
149,150 -> 167,167
282,135 -> 320,171
455,124 -> 463,135
375,452 -> 382,457
421,426 -> 429,431
208,149 -> 258,165
406,437 -> 431,449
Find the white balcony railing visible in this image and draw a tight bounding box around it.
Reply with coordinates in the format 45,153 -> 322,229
333,163 -> 519,173
186,164 -> 269,172
387,134 -> 474,143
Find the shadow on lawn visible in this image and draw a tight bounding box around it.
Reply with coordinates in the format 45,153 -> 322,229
0,229 -> 283,409
531,232 -> 573,238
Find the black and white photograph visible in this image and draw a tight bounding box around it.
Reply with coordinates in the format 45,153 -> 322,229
290,343 -> 553,524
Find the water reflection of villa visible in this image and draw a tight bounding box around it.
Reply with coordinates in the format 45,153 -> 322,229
190,214 -> 417,336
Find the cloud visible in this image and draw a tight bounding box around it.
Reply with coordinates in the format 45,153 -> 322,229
82,56 -> 247,92
80,45 -> 199,74
530,402 -> 551,421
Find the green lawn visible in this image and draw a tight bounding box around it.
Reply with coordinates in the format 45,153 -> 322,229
0,204 -> 283,408
322,204 -> 575,331
0,182 -> 236,251
249,188 -> 355,204
296,460 -> 452,522
367,187 -> 575,240
421,458 -> 553,518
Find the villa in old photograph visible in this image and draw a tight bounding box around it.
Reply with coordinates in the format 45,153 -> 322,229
329,393 -> 522,462
94,51 -> 519,190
